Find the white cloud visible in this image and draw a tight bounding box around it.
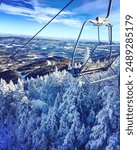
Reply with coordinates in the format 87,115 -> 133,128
0,4 -> 33,16
0,1 -> 82,28
0,0 -> 119,40
57,18 -> 82,27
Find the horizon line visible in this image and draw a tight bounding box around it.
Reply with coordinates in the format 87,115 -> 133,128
0,33 -> 120,43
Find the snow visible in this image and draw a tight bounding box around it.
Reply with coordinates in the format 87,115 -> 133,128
0,57 -> 120,150
84,47 -> 90,62
47,60 -> 52,66
31,99 -> 46,108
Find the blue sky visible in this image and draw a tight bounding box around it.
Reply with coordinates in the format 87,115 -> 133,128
0,0 -> 120,41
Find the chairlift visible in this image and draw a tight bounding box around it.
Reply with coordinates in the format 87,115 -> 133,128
69,0 -> 120,83
2,0 -> 119,84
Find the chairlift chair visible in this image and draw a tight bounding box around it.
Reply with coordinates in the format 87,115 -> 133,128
2,0 -> 119,84
69,0 -> 120,83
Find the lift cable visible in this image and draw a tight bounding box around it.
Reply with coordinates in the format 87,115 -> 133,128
106,0 -> 113,18
9,0 -> 74,60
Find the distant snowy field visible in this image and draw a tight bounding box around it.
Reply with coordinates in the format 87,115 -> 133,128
0,57 -> 120,150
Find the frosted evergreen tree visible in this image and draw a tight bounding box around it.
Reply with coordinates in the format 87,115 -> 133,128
86,83 -> 120,150
0,57 -> 120,150
84,47 -> 90,62
77,125 -> 88,149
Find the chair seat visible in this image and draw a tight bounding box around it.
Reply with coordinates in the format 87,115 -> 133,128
81,61 -> 112,75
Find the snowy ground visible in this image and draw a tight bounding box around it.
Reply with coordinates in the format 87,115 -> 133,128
0,57 -> 120,150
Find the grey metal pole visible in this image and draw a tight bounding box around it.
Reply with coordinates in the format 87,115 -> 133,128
97,25 -> 101,43
108,24 -> 113,57
71,20 -> 90,67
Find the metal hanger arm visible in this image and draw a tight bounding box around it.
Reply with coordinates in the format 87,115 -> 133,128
71,19 -> 100,67
106,0 -> 113,18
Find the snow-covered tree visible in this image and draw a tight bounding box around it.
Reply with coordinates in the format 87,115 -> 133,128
0,57 -> 120,150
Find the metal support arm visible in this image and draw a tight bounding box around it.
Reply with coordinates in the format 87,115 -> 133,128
71,20 -> 92,67
71,19 -> 113,68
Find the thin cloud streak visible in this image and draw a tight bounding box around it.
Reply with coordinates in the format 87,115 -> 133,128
0,2 -> 82,28
0,0 -> 119,40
